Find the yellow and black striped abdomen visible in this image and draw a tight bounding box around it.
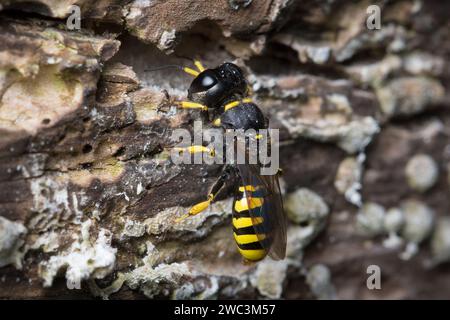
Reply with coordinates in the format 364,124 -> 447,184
232,185 -> 269,262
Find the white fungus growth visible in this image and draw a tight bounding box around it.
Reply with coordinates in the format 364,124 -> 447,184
30,231 -> 60,253
40,219 -> 117,289
0,217 -> 27,269
405,154 -> 438,192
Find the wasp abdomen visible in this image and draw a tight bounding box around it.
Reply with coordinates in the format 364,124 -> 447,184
232,185 -> 269,261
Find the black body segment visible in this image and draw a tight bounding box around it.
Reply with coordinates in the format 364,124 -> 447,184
187,63 -> 248,108
219,102 -> 268,130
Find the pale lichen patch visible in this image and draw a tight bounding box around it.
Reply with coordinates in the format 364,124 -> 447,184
405,154 -> 438,192
306,264 -> 336,300
285,188 -> 329,252
145,198 -> 233,238
376,77 -> 445,118
125,262 -> 190,298
335,153 -> 365,207
382,208 -> 405,249
285,188 -> 329,224
250,259 -> 288,299
356,202 -> 386,237
29,174 -> 72,231
121,219 -> 146,239
430,217 -> 450,266
399,199 -> 434,260
0,65 -> 84,135
278,112 -> 380,154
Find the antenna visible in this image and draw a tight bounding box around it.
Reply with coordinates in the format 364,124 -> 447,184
144,57 -> 205,77
144,65 -> 184,72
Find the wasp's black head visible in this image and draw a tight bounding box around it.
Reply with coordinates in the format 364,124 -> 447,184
187,62 -> 248,108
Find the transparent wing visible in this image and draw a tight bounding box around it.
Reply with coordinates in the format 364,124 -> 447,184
236,163 -> 287,260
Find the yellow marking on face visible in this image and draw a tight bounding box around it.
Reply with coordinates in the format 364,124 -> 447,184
179,101 -> 208,111
213,118 -> 221,126
232,217 -> 264,229
239,185 -> 257,192
237,247 -> 267,261
234,233 -> 266,244
234,197 -> 263,212
242,98 -> 252,103
183,67 -> 200,77
255,134 -> 263,140
194,60 -> 205,72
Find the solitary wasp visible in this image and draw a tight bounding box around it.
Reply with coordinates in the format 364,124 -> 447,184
165,59 -> 287,262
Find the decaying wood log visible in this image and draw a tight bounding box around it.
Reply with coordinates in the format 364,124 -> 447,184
0,0 -> 449,299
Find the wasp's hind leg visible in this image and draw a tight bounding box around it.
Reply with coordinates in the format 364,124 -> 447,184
175,166 -> 230,223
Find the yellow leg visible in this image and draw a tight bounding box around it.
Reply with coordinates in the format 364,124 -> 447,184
173,145 -> 215,157
223,98 -> 253,111
175,100 -> 209,111
175,166 -> 229,223
175,194 -> 214,223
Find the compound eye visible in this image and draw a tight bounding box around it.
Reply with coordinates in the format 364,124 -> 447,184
189,70 -> 218,93
201,75 -> 215,87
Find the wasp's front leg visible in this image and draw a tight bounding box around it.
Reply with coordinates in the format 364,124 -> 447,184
174,100 -> 209,111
